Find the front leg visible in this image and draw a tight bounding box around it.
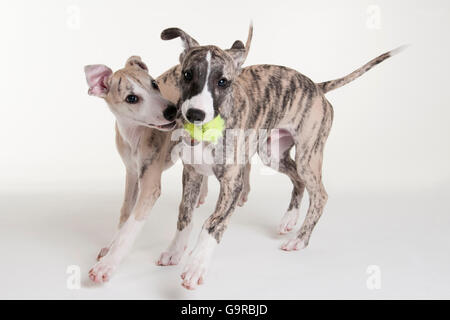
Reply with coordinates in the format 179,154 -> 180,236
181,165 -> 244,290
119,170 -> 139,227
89,165 -> 162,283
157,166 -> 204,266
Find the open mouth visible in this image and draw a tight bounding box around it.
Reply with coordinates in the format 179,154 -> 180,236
149,121 -> 177,130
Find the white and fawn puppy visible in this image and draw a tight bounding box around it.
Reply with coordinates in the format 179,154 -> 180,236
161,25 -> 404,290
84,56 -> 185,283
84,55 -> 251,283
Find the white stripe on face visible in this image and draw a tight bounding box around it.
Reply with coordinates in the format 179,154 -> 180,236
181,51 -> 215,124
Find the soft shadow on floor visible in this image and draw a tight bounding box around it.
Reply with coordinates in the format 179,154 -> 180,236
1,186 -> 449,299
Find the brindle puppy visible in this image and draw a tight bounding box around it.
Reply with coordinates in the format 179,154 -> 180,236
161,25 -> 404,290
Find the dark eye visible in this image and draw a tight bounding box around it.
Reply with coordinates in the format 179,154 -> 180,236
218,78 -> 228,87
125,94 -> 139,104
151,80 -> 159,91
183,70 -> 193,82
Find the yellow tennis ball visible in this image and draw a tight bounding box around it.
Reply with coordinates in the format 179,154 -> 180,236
184,115 -> 225,144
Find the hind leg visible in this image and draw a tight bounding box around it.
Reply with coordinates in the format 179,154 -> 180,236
281,150 -> 328,251
282,99 -> 333,250
277,155 -> 306,234
238,163 -> 251,206
196,177 -> 208,207
259,129 -> 306,234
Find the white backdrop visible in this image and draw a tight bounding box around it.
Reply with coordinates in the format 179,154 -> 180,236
1,0 -> 449,193
0,0 -> 449,299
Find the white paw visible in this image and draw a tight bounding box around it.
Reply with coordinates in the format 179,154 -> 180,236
278,210 -> 299,234
180,252 -> 211,290
281,238 -> 306,251
157,246 -> 186,266
89,257 -> 117,283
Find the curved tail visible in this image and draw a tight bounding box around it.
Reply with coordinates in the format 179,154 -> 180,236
318,45 -> 408,94
243,22 -> 253,63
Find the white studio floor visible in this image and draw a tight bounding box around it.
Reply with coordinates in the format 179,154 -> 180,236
1,174 -> 449,300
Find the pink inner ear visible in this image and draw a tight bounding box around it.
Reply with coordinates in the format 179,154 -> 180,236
84,65 -> 113,96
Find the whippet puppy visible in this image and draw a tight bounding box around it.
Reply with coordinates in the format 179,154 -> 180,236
161,26 -> 404,289
84,56 -> 183,282
84,54 -> 251,282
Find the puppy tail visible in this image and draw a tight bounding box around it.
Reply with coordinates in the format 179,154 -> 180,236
317,45 -> 408,94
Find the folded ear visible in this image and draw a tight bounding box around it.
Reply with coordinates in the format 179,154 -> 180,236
125,56 -> 148,71
226,46 -> 246,69
161,27 -> 199,50
231,40 -> 245,50
225,23 -> 253,70
161,27 -> 199,62
84,64 -> 113,98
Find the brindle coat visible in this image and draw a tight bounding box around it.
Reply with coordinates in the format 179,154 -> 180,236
160,25 -> 403,289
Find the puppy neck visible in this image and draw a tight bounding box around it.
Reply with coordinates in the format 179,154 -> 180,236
116,117 -> 147,149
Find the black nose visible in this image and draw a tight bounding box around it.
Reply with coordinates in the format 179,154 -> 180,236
186,108 -> 205,123
163,104 -> 177,121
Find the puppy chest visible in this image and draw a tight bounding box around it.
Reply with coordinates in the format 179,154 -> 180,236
180,141 -> 215,176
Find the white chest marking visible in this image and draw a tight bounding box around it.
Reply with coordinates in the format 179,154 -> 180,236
181,51 -> 215,124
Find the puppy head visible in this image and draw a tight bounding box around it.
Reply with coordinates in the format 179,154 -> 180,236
84,56 -> 177,131
161,24 -> 253,125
